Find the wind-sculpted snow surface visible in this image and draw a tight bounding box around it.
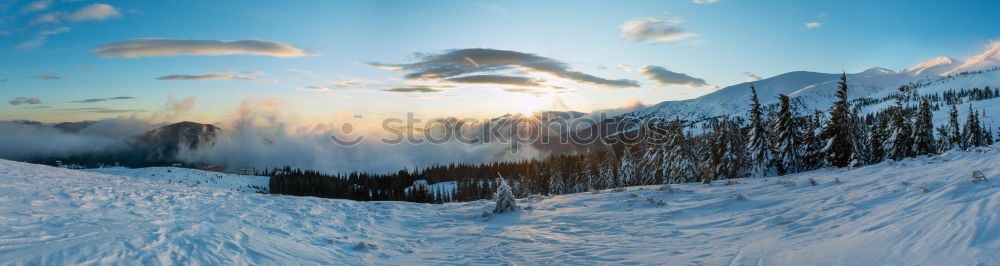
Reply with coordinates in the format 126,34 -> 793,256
1,148 -> 999,264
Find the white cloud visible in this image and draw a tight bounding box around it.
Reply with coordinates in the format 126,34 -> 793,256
619,16 -> 699,44
617,64 -> 633,72
805,22 -> 822,30
65,3 -> 120,22
32,3 -> 120,24
15,26 -> 70,49
9,97 -> 42,105
93,39 -> 315,58
21,0 -> 52,13
692,0 -> 720,4
156,71 -> 275,82
33,73 -> 62,80
368,48 -> 639,88
639,65 -> 707,88
744,72 -> 762,82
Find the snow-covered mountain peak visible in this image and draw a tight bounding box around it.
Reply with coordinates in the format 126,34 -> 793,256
945,41 -> 1000,75
856,67 -> 896,78
905,56 -> 963,77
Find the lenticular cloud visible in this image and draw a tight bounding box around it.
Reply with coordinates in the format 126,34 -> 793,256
93,39 -> 315,58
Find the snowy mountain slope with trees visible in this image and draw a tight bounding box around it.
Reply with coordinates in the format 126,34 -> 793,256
1,147 -> 999,264
621,43 -> 1000,131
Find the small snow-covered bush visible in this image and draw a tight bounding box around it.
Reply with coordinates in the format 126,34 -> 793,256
809,178 -> 818,186
646,197 -> 666,206
724,179 -> 740,186
353,242 -> 378,250
612,187 -> 627,193
658,184 -> 673,191
917,186 -> 931,193
493,178 -> 518,214
971,170 -> 988,183
526,194 -> 545,203
629,192 -> 641,198
775,179 -> 796,186
732,193 -> 748,200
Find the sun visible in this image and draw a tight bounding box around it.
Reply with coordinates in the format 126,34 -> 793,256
515,95 -> 545,115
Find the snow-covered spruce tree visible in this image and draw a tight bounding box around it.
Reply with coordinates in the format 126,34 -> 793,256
666,120 -> 699,183
948,103 -> 963,150
912,98 -> 937,156
598,146 -> 618,190
849,106 -> 870,167
710,116 -> 746,181
493,177 -> 518,214
548,158 -> 565,195
746,83 -> 774,177
868,115 -> 889,164
617,146 -> 637,187
962,105 -> 984,149
935,125 -> 951,153
801,110 -> 825,170
640,136 -> 665,186
820,73 -> 856,168
772,94 -> 801,175
884,98 -> 913,161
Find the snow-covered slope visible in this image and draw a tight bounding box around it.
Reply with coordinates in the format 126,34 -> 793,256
945,41 -> 1000,75
2,147 -> 999,264
863,67 -> 1000,127
628,41 -> 1000,126
87,167 -> 269,193
636,68 -> 918,122
905,56 -> 963,77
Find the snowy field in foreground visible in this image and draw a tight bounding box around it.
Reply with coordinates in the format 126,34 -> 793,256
1,148 -> 999,265
86,167 -> 269,193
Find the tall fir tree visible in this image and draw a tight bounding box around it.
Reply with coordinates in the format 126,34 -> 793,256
962,104 -> 984,149
598,146 -> 618,190
772,94 -> 801,175
911,98 -> 937,155
746,83 -> 774,177
948,103 -> 962,149
820,73 -> 856,167
802,110 -> 825,170
849,106 -> 870,167
617,146 -> 637,187
712,116 -> 747,181
667,120 -> 700,183
868,115 -> 889,164
548,158 -> 565,195
884,98 -> 913,161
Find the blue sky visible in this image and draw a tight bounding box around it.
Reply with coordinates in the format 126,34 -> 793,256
2,0 -> 999,123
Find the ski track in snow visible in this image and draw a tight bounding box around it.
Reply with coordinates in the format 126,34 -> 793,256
1,148 -> 1000,265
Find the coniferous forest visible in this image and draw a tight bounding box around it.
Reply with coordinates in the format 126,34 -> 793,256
268,73 -> 1000,203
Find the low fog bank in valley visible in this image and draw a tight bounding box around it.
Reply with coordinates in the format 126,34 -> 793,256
1,98 -> 616,173
0,118 -> 156,161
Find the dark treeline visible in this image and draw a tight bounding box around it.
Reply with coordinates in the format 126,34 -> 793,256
268,73 -> 999,203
